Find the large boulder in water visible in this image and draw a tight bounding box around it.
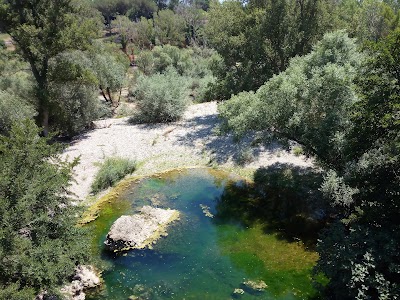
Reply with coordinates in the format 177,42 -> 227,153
104,206 -> 180,252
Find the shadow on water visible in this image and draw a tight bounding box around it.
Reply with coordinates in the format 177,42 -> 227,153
214,163 -> 329,249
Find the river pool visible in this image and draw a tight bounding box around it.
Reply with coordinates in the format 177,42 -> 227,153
86,168 -> 318,300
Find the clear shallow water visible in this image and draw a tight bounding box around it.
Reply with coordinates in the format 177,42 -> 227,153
86,168 -> 318,300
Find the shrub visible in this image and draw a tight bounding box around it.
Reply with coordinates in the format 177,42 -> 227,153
135,50 -> 155,75
190,74 -> 216,102
130,68 -> 189,123
49,82 -> 109,136
91,157 -> 137,194
0,91 -> 36,135
235,147 -> 255,166
292,145 -> 304,156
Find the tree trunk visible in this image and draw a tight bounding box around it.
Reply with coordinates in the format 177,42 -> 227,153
36,80 -> 50,136
100,86 -> 109,102
41,107 -> 49,137
106,87 -> 113,104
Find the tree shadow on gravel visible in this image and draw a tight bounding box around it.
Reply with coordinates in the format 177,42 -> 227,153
174,114 -> 283,165
214,163 -> 330,249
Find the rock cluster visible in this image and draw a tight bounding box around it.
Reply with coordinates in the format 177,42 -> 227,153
243,280 -> 268,291
60,265 -> 101,300
104,206 -> 180,252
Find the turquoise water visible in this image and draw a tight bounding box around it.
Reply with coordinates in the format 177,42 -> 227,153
86,168 -> 318,300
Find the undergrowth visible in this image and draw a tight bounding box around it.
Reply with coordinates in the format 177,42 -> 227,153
91,157 -> 136,193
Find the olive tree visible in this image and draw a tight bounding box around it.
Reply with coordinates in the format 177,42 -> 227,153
0,0 -> 101,135
219,31 -> 362,170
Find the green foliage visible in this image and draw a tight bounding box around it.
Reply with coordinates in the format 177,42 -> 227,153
89,45 -> 129,98
93,0 -> 156,26
219,31 -> 362,170
113,15 -> 135,52
130,67 -> 189,123
0,91 -> 36,135
135,45 -> 217,102
0,48 -> 36,135
175,5 -> 207,45
328,0 -> 400,43
205,0 -> 331,98
132,16 -> 155,49
0,0 -> 101,135
91,157 -> 137,193
0,47 -> 34,97
0,120 -> 91,298
154,9 -> 186,46
315,29 -> 400,300
135,49 -> 155,75
48,50 -> 111,136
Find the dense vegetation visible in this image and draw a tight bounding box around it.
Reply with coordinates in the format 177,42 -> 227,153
0,0 -> 399,298
219,26 -> 400,300
0,121 -> 91,299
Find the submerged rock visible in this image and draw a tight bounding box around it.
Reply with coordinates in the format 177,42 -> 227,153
242,280 -> 268,291
233,288 -> 245,294
61,265 -> 101,300
199,204 -> 214,218
104,206 -> 180,252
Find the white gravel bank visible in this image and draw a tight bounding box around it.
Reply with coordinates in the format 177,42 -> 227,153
61,101 -> 312,201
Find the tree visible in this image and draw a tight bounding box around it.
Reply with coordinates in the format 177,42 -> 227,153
93,0 -> 156,25
0,120 -> 91,299
205,0 -> 331,98
113,15 -> 136,54
357,0 -> 399,42
315,30 -> 400,299
153,9 -> 186,46
175,4 -> 207,45
126,0 -> 157,20
133,16 -> 155,49
93,0 -> 118,27
47,44 -> 128,135
219,28 -> 400,298
48,50 -> 109,136
219,31 -> 362,170
0,47 -> 35,135
0,0 -> 101,135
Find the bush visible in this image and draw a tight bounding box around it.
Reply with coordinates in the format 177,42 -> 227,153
135,50 -> 155,75
0,91 -> 36,135
130,68 -> 189,123
134,45 -> 217,102
49,82 -> 109,136
91,157 -> 137,193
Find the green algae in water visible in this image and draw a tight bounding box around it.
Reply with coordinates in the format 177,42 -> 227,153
86,168 -> 319,300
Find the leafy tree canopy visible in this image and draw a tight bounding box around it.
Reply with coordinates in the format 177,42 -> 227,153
219,30 -> 362,170
0,0 -> 101,135
316,29 -> 400,299
0,120 -> 91,299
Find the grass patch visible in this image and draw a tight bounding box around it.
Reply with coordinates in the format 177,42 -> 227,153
91,157 -> 137,194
